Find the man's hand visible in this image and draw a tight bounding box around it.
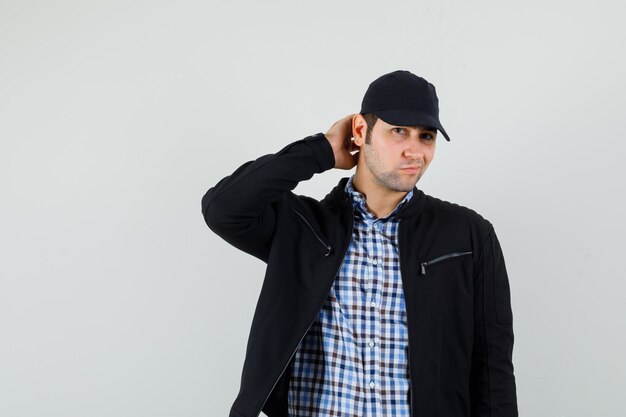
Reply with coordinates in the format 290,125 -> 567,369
325,114 -> 360,170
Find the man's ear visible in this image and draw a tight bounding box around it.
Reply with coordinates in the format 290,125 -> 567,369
353,114 -> 367,147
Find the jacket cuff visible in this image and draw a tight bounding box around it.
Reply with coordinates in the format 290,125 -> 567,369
302,132 -> 335,172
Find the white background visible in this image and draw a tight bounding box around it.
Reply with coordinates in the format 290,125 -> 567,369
1,0 -> 625,416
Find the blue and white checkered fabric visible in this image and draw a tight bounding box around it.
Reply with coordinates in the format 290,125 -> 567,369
288,174 -> 413,416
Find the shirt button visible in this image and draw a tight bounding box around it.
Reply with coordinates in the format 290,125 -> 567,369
370,381 -> 376,388
370,300 -> 376,307
372,258 -> 378,265
369,339 -> 375,347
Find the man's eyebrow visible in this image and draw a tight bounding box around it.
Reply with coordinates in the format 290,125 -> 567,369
396,125 -> 437,133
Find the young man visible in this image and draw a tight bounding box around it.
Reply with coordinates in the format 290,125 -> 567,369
202,70 -> 518,417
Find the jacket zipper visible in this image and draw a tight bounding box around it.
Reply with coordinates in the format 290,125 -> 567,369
255,206 -> 354,417
397,220 -> 413,416
291,208 -> 332,256
419,250 -> 473,275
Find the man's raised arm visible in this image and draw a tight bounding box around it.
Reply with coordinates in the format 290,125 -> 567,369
200,114 -> 358,262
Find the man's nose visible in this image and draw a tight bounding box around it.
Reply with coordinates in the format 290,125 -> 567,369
404,144 -> 425,160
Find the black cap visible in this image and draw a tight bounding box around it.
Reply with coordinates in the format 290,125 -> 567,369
360,70 -> 450,141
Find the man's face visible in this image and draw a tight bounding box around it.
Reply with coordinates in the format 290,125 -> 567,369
355,115 -> 437,193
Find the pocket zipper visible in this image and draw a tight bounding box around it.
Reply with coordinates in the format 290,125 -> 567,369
419,250 -> 473,275
291,208 -> 332,256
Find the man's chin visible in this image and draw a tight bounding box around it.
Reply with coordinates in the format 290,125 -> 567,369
386,180 -> 417,193
373,172 -> 420,193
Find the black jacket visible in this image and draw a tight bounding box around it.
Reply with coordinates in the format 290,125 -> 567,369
201,132 -> 518,417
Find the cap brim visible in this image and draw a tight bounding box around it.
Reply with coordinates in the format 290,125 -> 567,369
372,109 -> 450,141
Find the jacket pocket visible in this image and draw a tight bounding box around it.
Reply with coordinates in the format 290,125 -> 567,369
291,208 -> 332,256
418,250 -> 473,276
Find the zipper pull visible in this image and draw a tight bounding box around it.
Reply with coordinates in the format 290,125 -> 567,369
420,263 -> 426,275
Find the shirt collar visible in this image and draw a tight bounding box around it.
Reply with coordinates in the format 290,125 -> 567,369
344,174 -> 414,220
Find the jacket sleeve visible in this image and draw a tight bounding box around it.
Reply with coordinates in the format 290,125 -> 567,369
470,226 -> 519,416
200,132 -> 335,263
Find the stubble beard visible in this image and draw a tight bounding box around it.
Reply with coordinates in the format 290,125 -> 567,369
363,141 -> 420,193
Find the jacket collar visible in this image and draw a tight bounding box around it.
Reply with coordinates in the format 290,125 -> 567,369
321,176 -> 427,219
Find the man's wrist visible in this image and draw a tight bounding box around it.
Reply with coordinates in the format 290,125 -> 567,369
303,132 -> 336,172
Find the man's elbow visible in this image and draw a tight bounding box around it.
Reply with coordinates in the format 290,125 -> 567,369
201,190 -> 224,232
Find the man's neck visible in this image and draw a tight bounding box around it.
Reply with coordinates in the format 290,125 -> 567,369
352,171 -> 408,219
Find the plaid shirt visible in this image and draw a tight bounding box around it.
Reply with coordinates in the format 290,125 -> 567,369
288,175 -> 414,416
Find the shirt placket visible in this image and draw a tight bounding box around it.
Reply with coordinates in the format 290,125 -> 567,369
348,180 -> 413,417
361,212 -> 384,416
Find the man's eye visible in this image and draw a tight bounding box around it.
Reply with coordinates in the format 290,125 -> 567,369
392,128 -> 406,134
